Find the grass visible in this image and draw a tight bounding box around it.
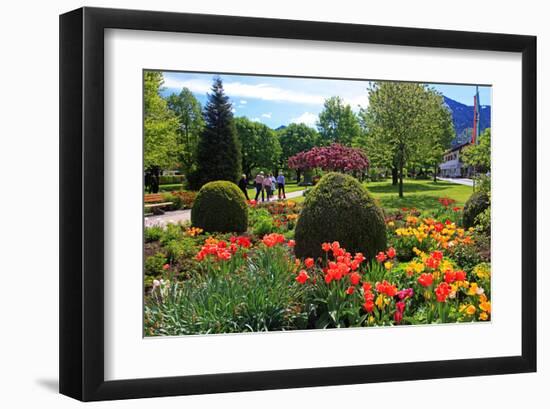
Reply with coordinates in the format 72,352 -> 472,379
153,178 -> 473,213
246,182 -> 303,199
292,179 -> 473,212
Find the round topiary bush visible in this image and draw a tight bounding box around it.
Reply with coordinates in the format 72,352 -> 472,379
463,191 -> 490,229
294,172 -> 387,260
191,181 -> 248,233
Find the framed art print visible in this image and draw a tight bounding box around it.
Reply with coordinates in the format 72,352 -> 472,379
59,7 -> 537,401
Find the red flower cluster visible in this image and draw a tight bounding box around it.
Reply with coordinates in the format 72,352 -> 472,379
394,301 -> 406,323
321,242 -> 367,284
296,270 -> 310,284
376,247 -> 396,263
444,269 -> 466,284
435,282 -> 452,302
376,280 -> 398,297
438,197 -> 457,208
230,235 -> 252,248
418,273 -> 434,287
363,282 -> 375,313
425,250 -> 443,270
262,233 -> 286,247
195,236 -> 251,262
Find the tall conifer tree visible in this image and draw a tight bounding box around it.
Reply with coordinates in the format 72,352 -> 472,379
193,77 -> 241,189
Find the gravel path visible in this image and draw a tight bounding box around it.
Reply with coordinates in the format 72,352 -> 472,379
144,189 -> 305,227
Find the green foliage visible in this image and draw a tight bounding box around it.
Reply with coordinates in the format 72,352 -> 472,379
475,206 -> 491,235
474,174 -> 491,194
462,128 -> 491,173
463,191 -> 490,229
143,71 -> 179,170
160,223 -> 183,245
278,123 -> 319,167
164,237 -> 197,263
317,96 -> 361,146
145,252 -> 167,276
167,88 -> 204,175
161,192 -> 183,210
294,172 -> 387,259
144,226 -> 163,243
236,116 -> 281,176
252,215 -> 275,236
159,175 -> 184,184
191,181 -> 248,232
358,82 -> 454,197
193,77 -> 241,189
144,246 -> 308,335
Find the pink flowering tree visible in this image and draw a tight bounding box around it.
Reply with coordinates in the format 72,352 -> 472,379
288,144 -> 369,182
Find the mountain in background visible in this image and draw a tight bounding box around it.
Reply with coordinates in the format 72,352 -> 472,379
443,96 -> 491,147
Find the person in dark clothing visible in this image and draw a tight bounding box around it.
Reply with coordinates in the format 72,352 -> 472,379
277,172 -> 286,199
238,174 -> 250,200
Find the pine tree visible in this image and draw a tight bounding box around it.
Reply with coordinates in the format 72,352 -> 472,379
192,77 -> 241,189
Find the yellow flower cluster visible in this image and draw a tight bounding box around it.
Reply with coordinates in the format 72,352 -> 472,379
395,218 -> 475,249
186,226 -> 204,237
473,263 -> 491,280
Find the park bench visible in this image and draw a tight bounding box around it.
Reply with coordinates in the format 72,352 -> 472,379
144,193 -> 173,215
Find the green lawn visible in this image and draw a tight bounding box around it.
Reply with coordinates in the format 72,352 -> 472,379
291,179 -> 473,212
246,182 -> 303,199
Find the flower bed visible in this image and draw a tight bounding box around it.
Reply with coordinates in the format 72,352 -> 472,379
144,198 -> 491,336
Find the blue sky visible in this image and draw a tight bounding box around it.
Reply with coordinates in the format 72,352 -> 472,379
159,71 -> 491,129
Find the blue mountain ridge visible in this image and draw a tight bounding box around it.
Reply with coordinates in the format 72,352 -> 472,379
443,96 -> 491,147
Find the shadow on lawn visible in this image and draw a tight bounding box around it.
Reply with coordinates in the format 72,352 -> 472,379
366,181 -> 454,194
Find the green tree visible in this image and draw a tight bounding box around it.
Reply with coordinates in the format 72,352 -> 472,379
317,96 -> 361,146
418,90 -> 455,182
166,88 -> 204,175
143,71 -> 179,172
360,82 -> 448,197
235,117 -> 281,178
277,123 -> 319,182
462,128 -> 491,173
193,77 -> 241,189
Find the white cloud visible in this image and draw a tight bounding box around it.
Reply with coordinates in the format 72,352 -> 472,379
162,77 -> 325,105
163,77 -> 210,93
343,95 -> 370,111
290,112 -> 318,127
252,117 -> 261,122
162,75 -> 370,112
231,108 -> 236,113
261,112 -> 272,119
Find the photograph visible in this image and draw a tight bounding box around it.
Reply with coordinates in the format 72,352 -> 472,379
142,70 -> 492,336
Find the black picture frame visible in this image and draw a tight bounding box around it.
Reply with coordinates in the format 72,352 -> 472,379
59,7 -> 537,401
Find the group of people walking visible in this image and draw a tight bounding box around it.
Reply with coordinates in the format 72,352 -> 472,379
238,171 -> 286,202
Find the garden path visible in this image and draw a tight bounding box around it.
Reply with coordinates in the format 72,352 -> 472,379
436,177 -> 474,187
144,189 -> 306,227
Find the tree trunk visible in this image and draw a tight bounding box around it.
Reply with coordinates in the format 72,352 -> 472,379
398,163 -> 404,198
391,167 -> 398,185
433,163 -> 438,182
296,169 -> 301,183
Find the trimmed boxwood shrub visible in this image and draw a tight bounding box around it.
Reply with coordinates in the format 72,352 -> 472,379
191,181 -> 248,233
463,191 -> 490,228
294,172 -> 387,259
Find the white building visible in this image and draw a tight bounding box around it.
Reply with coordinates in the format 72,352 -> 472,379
439,142 -> 473,178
